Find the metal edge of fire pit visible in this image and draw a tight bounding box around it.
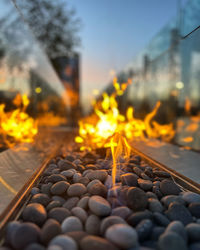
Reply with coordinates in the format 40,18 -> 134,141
130,140 -> 200,194
0,127 -> 75,237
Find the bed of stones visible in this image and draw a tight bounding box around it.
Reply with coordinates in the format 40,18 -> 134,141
1,149 -> 200,250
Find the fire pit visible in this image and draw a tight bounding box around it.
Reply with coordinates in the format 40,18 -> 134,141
1,139 -> 200,250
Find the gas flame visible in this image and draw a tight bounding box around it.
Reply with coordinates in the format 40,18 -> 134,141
0,93 -> 38,148
75,78 -> 175,151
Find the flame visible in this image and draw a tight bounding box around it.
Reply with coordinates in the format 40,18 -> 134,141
184,97 -> 191,115
0,94 -> 38,148
75,78 -> 175,151
37,112 -> 67,127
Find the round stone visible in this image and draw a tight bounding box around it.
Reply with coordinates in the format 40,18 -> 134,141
153,212 -> 170,227
86,170 -> 108,182
61,216 -> 83,233
10,222 -> 40,249
5,221 -> 21,245
127,210 -> 153,227
88,182 -> 107,198
120,173 -> 138,186
22,203 -> 47,226
58,159 -> 77,171
181,192 -> 200,204
188,203 -> 200,218
136,219 -> 153,241
48,207 -> 71,223
71,207 -> 88,223
31,193 -> 51,207
127,187 -> 148,211
77,177 -> 90,186
153,170 -> 171,178
63,197 -> 79,210
31,187 -> 40,195
160,180 -> 181,196
73,173 -> 82,183
66,231 -> 88,246
40,219 -> 61,244
157,232 -> 187,250
100,216 -> 127,235
61,169 -> 76,178
50,181 -> 70,195
161,195 -> 185,207
186,223 -> 200,242
80,235 -> 118,250
49,235 -> 78,250
105,224 -> 138,249
77,197 -> 89,210
88,195 -> 111,216
148,198 -> 163,213
150,226 -> 165,241
166,202 -> 193,225
67,183 -> 87,197
47,174 -> 66,183
138,179 -> 153,191
46,201 -> 61,211
85,214 -> 101,235
52,196 -> 66,205
111,206 -> 131,219
41,183 -> 52,196
165,221 -> 187,242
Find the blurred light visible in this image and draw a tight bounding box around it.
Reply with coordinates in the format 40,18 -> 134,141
109,69 -> 116,77
92,89 -> 100,96
35,87 -> 42,93
176,81 -> 184,89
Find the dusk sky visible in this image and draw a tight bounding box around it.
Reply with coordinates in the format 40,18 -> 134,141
68,0 -> 187,109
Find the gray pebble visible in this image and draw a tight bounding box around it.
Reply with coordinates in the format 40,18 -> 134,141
148,198 -> 163,213
161,195 -> 185,207
105,224 -> 138,249
138,179 -> 153,191
31,187 -> 40,195
127,187 -> 148,211
71,207 -> 88,223
127,210 -> 153,227
111,206 -> 131,219
49,235 -> 78,250
73,173 -> 82,183
157,232 -> 187,250
61,216 -> 83,233
23,203 -> 47,226
100,216 -> 127,235
41,219 -> 61,244
46,201 -> 61,211
186,223 -> 200,242
41,183 -> 52,196
48,207 -> 71,223
121,173 -> 138,186
188,203 -> 200,218
136,219 -> 153,241
63,197 -> 79,210
67,183 -> 87,197
146,191 -> 158,199
153,212 -> 170,227
86,170 -> 108,182
31,193 -> 50,207
88,182 -> 107,197
60,169 -> 76,178
50,181 -> 70,195
80,235 -> 118,250
24,243 -> 45,250
181,192 -> 200,204
88,195 -> 111,216
165,221 -> 187,242
48,174 -> 66,183
85,214 -> 101,235
160,180 -> 181,196
77,196 -> 89,210
52,196 -> 66,205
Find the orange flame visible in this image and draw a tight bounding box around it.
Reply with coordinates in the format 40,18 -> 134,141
0,94 -> 38,148
75,78 -> 175,151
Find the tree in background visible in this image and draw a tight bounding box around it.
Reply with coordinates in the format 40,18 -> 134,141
15,0 -> 81,59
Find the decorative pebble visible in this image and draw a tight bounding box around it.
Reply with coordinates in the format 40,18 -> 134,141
31,193 -> 51,207
22,203 -> 47,226
88,195 -> 111,216
86,170 -> 108,182
166,202 -> 193,225
127,210 -> 153,227
127,187 -> 148,211
46,201 -> 61,211
80,235 -> 118,250
153,171 -> 171,178
148,198 -> 163,213
100,216 -> 127,235
136,219 -> 153,241
150,226 -> 165,241
157,232 -> 187,250
160,179 -> 181,195
88,182 -> 107,197
153,212 -> 170,227
85,215 -> 101,235
49,235 -> 78,250
66,231 -> 88,247
165,221 -> 187,242
31,187 -> 40,195
161,195 -> 185,207
138,179 -> 153,191
121,173 -> 138,186
24,243 -> 45,250
77,196 -> 89,210
63,197 -> 79,210
67,183 -> 87,197
50,181 -> 70,195
52,196 -> 66,205
58,159 -> 77,171
105,224 -> 138,249
61,216 -> 83,233
188,203 -> 200,218
10,222 -> 40,249
48,207 -> 71,223
111,206 -> 131,219
47,174 -> 66,183
61,169 -> 76,178
71,207 -> 88,223
186,223 -> 200,242
41,219 -> 61,244
181,192 -> 200,204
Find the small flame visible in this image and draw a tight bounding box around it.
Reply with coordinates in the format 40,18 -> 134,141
184,97 -> 191,115
0,94 -> 38,148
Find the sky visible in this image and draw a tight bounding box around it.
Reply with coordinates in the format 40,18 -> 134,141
67,0 -> 187,111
